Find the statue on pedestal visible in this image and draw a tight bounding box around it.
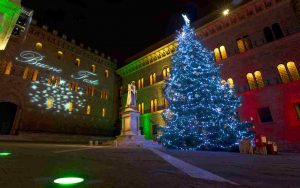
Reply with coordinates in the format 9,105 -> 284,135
115,81 -> 145,147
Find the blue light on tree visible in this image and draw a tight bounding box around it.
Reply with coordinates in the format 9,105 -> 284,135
160,15 -> 252,151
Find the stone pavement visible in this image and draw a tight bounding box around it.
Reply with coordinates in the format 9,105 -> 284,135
0,142 -> 238,188
162,149 -> 300,188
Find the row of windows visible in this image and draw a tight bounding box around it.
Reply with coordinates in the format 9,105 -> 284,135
224,61 -> 300,91
47,98 -> 107,117
4,63 -> 39,81
35,42 -> 110,77
214,23 -> 284,62
137,98 -> 169,114
257,103 -> 300,124
135,67 -> 170,90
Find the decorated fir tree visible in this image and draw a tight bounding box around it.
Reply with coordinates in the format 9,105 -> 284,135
161,15 -> 252,151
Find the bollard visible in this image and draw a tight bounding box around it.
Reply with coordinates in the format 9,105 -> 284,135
89,140 -> 93,146
114,140 -> 118,147
94,140 -> 99,146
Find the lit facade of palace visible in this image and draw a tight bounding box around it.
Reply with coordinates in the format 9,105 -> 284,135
118,0 -> 300,151
0,7 -> 120,136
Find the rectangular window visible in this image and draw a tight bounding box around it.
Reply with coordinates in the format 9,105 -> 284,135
295,104 -> 300,119
258,107 -> 273,123
243,35 -> 253,50
237,39 -> 245,53
68,102 -> 73,112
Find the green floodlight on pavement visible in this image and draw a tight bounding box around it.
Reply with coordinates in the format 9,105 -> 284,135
53,177 -> 84,186
0,152 -> 12,156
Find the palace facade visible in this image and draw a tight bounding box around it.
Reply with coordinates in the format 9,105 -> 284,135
117,0 -> 300,151
0,7 -> 120,136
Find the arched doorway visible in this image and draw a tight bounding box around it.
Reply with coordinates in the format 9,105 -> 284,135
0,102 -> 17,135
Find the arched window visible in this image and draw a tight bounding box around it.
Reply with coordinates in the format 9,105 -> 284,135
75,58 -> 80,67
138,78 -> 144,89
35,42 -> 43,50
272,23 -> 284,40
236,38 -> 246,53
105,91 -> 108,100
263,27 -> 275,42
91,87 -> 95,96
162,67 -> 170,79
254,71 -> 264,88
57,51 -> 63,59
91,65 -> 96,72
101,90 -> 104,99
138,103 -> 144,114
47,98 -> 53,109
277,64 -> 290,83
227,78 -> 234,89
102,108 -> 106,117
4,62 -> 12,75
32,70 -> 38,81
220,46 -> 227,59
287,61 -> 300,81
86,105 -> 91,115
150,73 -> 156,85
247,73 -> 257,90
151,99 -> 158,112
214,48 -> 221,61
23,67 -> 29,79
74,83 -> 79,92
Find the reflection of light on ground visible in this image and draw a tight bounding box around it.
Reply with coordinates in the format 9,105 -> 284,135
53,177 -> 84,185
0,152 -> 12,156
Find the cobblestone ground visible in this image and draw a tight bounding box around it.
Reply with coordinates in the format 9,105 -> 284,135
162,149 -> 300,188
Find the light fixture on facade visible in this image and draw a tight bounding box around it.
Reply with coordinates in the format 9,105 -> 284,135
223,9 -> 230,16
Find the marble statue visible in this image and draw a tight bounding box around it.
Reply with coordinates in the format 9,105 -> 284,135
126,81 -> 137,107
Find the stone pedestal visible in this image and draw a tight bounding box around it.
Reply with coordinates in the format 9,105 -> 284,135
115,106 -> 146,147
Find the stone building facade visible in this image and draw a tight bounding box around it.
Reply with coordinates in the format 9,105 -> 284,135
0,15 -> 120,136
117,0 -> 300,150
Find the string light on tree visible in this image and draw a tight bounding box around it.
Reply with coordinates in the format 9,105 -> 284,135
160,14 -> 252,151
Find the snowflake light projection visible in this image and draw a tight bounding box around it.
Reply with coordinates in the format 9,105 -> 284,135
29,77 -> 86,113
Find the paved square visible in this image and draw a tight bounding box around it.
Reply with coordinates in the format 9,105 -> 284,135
0,142 -> 299,188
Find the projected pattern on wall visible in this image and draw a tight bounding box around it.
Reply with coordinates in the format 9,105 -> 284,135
14,50 -> 100,113
29,78 -> 86,113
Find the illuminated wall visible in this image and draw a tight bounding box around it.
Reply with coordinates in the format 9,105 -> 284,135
0,0 -> 22,50
0,21 -> 119,136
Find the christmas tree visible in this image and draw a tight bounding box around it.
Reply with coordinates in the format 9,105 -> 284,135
160,15 -> 252,151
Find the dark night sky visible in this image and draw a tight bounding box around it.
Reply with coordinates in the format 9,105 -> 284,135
21,0 -> 242,66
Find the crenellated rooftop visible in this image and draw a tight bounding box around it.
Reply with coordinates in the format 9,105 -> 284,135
28,19 -> 118,69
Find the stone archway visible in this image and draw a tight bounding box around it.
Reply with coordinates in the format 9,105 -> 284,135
0,102 -> 17,135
